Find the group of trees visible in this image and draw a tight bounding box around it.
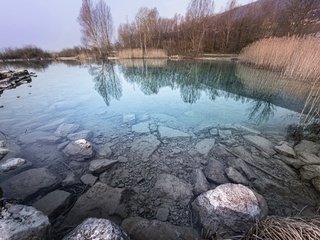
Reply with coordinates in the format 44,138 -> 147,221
0,46 -> 51,60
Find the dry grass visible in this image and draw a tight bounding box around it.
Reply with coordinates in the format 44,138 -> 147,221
243,216 -> 320,240
117,48 -> 167,59
240,36 -> 320,125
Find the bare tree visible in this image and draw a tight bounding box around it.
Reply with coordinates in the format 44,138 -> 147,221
78,0 -> 113,57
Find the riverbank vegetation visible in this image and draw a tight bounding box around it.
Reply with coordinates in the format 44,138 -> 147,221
0,46 -> 51,61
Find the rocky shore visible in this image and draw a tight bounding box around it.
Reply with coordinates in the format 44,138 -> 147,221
0,112 -> 320,239
0,69 -> 35,95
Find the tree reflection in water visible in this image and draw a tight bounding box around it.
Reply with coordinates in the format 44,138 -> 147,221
89,61 -> 122,106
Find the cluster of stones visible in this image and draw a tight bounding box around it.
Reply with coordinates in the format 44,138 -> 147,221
0,69 -> 35,95
0,111 -> 320,239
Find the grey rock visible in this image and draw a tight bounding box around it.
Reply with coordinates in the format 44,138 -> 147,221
57,141 -> 69,151
89,159 -> 118,173
154,174 -> 193,201
131,135 -> 160,159
312,177 -> 320,193
232,146 -> 254,162
62,172 -> 77,186
244,135 -> 276,156
118,156 -> 128,163
2,168 -> 58,200
64,182 -> 125,226
294,140 -> 320,156
278,155 -> 305,169
158,126 -> 190,138
0,158 -> 26,172
204,159 -> 229,184
195,139 -> 215,157
37,118 -> 66,131
96,143 -> 113,158
19,131 -> 60,144
63,218 -> 129,240
63,139 -> 94,161
156,208 -> 169,222
0,203 -> 50,240
234,124 -> 261,134
0,148 -> 9,160
0,140 -> 5,148
300,165 -> 320,180
33,190 -> 71,216
225,167 -> 250,185
300,152 -> 320,165
132,122 -> 150,134
219,130 -> 232,139
81,174 -> 97,186
192,184 -> 268,237
67,130 -> 93,141
123,114 -> 135,123
210,128 -> 218,136
192,169 -> 210,195
122,217 -> 200,240
228,158 -> 256,181
274,144 -> 296,158
55,123 -> 79,137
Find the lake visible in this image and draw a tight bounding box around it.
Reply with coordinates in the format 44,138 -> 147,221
0,60 -> 318,238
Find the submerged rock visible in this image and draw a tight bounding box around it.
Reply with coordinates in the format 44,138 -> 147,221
294,140 -> 320,156
19,131 -> 60,144
131,135 -> 160,159
312,177 -> 320,193
156,208 -> 170,222
0,203 -> 50,240
123,114 -> 136,124
122,217 -> 200,240
228,158 -> 256,181
80,174 -> 97,186
0,148 -> 10,160
33,190 -> 71,217
63,218 -> 129,240
89,159 -> 118,173
64,182 -> 126,226
195,138 -> 215,157
158,126 -> 190,138
192,169 -> 210,196
63,139 -> 94,160
67,130 -> 93,141
192,184 -> 268,237
154,174 -> 193,201
1,168 -> 58,200
132,122 -> 150,134
0,158 -> 26,172
204,159 -> 229,184
244,135 -> 276,156
300,165 -> 320,180
55,123 -> 80,137
225,167 -> 250,185
274,144 -> 296,158
96,143 -> 113,158
219,129 -> 232,139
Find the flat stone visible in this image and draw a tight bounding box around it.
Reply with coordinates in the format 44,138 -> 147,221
33,190 -> 71,216
80,174 -> 97,186
131,135 -> 160,159
244,135 -> 276,156
228,158 -> 256,181
1,168 -> 58,200
67,130 -> 93,141
89,159 -> 118,173
63,218 -> 129,240
300,165 -> 320,180
219,130 -> 232,139
0,158 -> 26,172
299,152 -> 320,165
192,184 -> 268,237
192,169 -> 210,196
122,217 -> 200,240
0,203 -> 50,240
210,129 -> 218,136
64,182 -> 125,226
63,139 -> 94,161
57,141 -> 69,151
225,167 -> 250,185
123,114 -> 135,123
234,124 -> 261,135
132,122 -> 150,134
278,155 -> 305,169
154,174 -> 193,201
158,126 -> 190,138
156,208 -> 170,222
195,139 -> 215,157
55,123 -> 80,137
96,143 -> 113,158
294,140 -> 320,156
274,144 -> 296,158
0,148 -> 9,160
204,159 -> 229,184
19,131 -> 60,144
37,118 -> 66,131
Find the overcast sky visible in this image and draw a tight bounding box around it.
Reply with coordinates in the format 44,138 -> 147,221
0,0 -> 255,51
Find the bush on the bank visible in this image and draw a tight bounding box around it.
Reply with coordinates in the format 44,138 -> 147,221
244,216 -> 320,240
55,46 -> 88,58
118,48 -> 167,59
0,46 -> 52,60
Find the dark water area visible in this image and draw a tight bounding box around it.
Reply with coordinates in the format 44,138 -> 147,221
0,60 -> 319,239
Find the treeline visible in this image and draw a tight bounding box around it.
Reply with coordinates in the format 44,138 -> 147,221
0,46 -> 51,60
117,0 -> 320,54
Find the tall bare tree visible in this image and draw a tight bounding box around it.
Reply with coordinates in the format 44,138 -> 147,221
78,0 -> 113,57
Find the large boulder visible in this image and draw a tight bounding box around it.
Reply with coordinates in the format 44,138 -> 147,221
64,182 -> 126,226
192,184 -> 268,237
1,168 -> 58,200
63,139 -> 94,160
154,174 -> 193,201
63,218 -> 129,240
0,203 -> 50,240
122,217 -> 200,240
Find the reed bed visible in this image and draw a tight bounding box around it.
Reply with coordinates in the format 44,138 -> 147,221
240,36 -> 320,125
117,48 -> 167,59
243,216 -> 320,240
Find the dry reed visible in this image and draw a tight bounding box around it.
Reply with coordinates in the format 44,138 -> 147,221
240,36 -> 320,125
117,48 -> 167,59
243,216 -> 320,240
